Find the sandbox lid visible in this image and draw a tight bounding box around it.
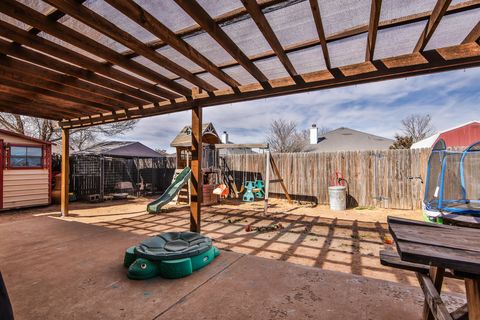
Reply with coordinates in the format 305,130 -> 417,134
134,232 -> 212,261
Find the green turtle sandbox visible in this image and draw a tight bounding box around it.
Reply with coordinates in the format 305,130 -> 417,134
123,232 -> 220,280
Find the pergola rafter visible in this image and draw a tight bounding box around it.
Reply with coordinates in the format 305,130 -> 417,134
0,101 -> 63,120
104,0 -> 241,90
0,93 -> 80,119
123,0 -> 480,59
414,0 -> 453,52
43,0 -> 218,93
174,0 -> 272,89
0,0 -> 190,98
309,0 -> 331,69
365,0 -> 382,61
463,21 -> 480,43
0,78 -> 112,116
0,43 -> 145,109
0,21 -> 172,102
0,85 -> 99,117
241,0 -> 302,83
0,55 -> 132,112
166,1 -> 480,83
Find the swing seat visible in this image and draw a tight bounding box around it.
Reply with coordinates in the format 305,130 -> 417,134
213,184 -> 226,195
254,180 -> 265,199
242,180 -> 255,202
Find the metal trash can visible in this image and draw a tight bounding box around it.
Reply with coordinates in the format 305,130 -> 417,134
328,186 -> 346,211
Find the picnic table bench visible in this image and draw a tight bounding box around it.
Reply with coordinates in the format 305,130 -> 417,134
381,217 -> 480,320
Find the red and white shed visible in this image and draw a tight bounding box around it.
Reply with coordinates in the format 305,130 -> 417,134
0,129 -> 52,210
411,121 -> 480,149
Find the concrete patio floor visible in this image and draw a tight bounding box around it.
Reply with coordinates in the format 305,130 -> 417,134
0,214 -> 466,319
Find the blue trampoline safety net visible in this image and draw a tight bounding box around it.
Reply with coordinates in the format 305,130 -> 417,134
424,140 -> 480,215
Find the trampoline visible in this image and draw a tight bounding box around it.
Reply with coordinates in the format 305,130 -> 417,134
423,139 -> 480,222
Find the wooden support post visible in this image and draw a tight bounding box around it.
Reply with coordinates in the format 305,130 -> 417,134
423,266 -> 446,320
270,154 -> 292,204
60,128 -> 70,217
190,104 -> 202,232
465,278 -> 480,320
263,149 -> 271,215
416,270 -> 452,320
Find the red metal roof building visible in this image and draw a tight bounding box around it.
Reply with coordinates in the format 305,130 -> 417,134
411,121 -> 480,149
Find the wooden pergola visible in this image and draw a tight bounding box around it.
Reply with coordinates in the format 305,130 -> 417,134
0,0 -> 479,232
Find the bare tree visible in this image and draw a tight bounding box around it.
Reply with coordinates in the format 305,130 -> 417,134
318,126 -> 331,135
266,119 -> 308,153
0,113 -> 138,150
390,134 -> 414,149
401,114 -> 435,142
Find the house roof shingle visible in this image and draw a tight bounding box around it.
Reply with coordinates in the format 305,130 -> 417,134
75,141 -> 163,158
303,127 -> 393,153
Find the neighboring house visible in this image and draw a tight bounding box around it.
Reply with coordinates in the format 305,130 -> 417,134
0,129 -> 52,210
303,125 -> 394,153
411,120 -> 480,149
218,131 -> 255,156
75,141 -> 163,158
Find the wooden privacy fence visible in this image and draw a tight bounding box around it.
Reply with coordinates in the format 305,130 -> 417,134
223,149 -> 433,210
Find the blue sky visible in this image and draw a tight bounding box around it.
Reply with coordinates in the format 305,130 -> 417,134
118,67 -> 480,153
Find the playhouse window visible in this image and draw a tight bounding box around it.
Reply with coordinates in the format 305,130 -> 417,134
9,146 -> 43,168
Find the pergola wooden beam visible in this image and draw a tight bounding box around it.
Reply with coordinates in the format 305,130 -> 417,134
0,21 -> 169,102
175,0 -> 272,89
61,43 -> 480,129
0,66 -> 121,115
0,39 -> 148,107
0,0 -> 190,98
463,21 -> 480,44
167,1 -> 479,82
0,102 -> 62,120
0,88 -> 89,118
0,78 -> 110,116
123,0 -> 291,58
366,0 -> 382,61
0,94 -> 80,119
414,0 -> 452,52
0,85 -> 102,117
104,0 -> 240,90
126,0 -> 480,59
309,0 -> 331,69
44,0 -> 217,93
241,0 -> 301,82
0,55 -> 129,112
0,92 -> 77,118
26,2 -> 84,36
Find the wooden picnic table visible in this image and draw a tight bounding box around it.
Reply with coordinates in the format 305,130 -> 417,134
388,216 -> 480,320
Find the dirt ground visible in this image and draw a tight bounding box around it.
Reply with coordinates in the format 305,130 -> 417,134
0,196 -> 464,295
0,196 -> 423,224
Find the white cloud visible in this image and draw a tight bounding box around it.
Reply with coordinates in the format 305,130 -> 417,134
113,67 -> 480,152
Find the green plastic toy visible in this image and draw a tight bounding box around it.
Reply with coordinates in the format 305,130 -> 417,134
123,232 -> 220,280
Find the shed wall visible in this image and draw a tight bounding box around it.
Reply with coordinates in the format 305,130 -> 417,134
0,132 -> 50,210
3,169 -> 49,209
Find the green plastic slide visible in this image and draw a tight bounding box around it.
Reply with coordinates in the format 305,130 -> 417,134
147,167 -> 191,213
